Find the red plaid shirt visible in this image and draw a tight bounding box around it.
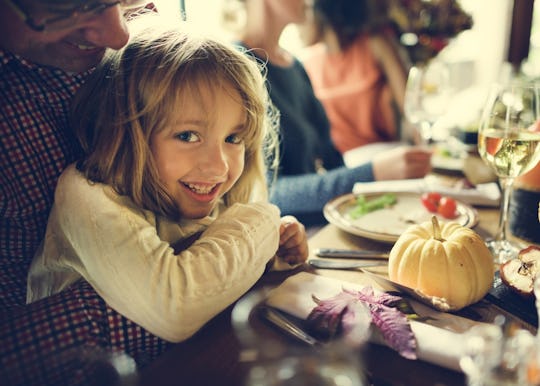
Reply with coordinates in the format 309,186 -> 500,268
0,49 -> 88,307
0,280 -> 170,386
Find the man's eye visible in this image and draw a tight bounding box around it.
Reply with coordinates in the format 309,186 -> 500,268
174,131 -> 198,142
226,133 -> 244,144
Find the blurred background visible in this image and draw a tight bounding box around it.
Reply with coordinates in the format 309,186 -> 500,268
153,0 -> 540,87
148,0 -> 539,149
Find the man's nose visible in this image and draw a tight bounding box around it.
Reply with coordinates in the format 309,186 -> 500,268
82,6 -> 130,50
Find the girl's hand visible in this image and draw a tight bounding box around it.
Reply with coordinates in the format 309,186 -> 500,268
276,216 -> 309,265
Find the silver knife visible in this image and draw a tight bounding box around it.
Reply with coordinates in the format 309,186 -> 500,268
359,270 -> 452,312
315,248 -> 389,259
308,259 -> 386,270
258,306 -> 322,347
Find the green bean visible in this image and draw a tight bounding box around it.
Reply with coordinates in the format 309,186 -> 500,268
349,193 -> 397,219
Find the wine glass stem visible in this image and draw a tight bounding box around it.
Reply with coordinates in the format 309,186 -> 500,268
494,177 -> 514,243
419,121 -> 433,145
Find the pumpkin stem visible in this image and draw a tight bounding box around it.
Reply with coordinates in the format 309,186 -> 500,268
431,216 -> 445,241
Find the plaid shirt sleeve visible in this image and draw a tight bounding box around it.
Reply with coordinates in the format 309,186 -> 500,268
0,280 -> 170,386
0,50 -> 84,307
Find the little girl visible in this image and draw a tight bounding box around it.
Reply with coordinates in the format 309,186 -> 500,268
26,24 -> 308,343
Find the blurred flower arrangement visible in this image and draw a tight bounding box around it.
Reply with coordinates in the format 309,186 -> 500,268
373,0 -> 474,64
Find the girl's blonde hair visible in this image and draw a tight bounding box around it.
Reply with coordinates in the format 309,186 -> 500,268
71,22 -> 279,221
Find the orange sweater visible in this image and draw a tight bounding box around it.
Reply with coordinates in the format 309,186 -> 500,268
302,35 -> 398,153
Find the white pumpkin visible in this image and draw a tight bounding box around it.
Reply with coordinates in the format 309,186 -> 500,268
388,217 -> 494,311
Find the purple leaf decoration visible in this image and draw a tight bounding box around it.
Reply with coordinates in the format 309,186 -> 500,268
340,300 -> 371,345
369,303 -> 417,359
353,287 -> 403,307
307,286 -> 417,359
307,291 -> 357,338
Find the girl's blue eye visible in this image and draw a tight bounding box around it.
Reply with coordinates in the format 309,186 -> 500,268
175,131 -> 198,142
226,133 -> 244,144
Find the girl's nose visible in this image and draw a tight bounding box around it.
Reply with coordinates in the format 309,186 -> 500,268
82,6 -> 130,50
198,143 -> 229,177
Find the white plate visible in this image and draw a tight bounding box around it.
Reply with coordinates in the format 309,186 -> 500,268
323,192 -> 478,243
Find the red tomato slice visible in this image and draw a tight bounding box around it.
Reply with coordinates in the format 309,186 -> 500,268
421,192 -> 441,213
437,196 -> 458,219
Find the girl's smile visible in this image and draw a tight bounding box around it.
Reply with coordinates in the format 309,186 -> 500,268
180,181 -> 222,203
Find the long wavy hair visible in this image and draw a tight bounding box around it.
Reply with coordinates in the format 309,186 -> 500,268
71,22 -> 279,221
313,0 -> 373,50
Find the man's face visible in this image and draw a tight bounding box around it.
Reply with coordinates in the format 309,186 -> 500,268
0,1 -> 130,73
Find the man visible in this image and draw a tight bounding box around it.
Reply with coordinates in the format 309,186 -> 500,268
0,0 -> 136,308
0,2 -> 169,385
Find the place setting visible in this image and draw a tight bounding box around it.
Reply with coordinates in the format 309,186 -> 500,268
255,211 -> 496,369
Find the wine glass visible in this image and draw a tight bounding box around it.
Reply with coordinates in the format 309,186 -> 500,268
460,320 -> 535,386
404,60 -> 451,145
477,82 -> 540,263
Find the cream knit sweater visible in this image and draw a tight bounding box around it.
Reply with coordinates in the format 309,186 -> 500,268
27,164 -> 281,342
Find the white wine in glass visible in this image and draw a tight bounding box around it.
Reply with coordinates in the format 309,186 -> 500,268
477,82 -> 540,263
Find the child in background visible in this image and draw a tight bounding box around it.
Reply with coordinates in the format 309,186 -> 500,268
301,0 -> 408,154
27,24 -> 308,343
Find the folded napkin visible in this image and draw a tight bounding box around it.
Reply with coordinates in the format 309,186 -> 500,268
353,178 -> 500,207
266,272 -> 485,372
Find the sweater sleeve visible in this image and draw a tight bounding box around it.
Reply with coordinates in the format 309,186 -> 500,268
269,162 -> 374,222
34,166 -> 281,342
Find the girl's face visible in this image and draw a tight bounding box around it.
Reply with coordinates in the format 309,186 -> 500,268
150,82 -> 247,219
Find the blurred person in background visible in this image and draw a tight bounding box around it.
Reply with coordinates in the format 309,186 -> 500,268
223,0 -> 432,226
300,0 -> 409,154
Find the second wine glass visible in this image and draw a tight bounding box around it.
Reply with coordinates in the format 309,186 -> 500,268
477,82 -> 540,263
404,60 -> 451,145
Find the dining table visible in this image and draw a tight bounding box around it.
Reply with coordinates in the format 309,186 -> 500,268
138,204 -> 538,386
